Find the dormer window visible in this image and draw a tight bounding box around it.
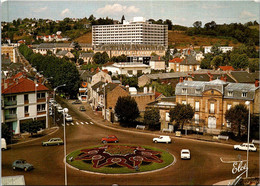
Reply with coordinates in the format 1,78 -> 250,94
182,88 -> 187,94
228,91 -> 233,96
242,92 -> 247,97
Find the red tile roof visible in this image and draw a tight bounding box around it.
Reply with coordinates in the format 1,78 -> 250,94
155,91 -> 162,99
2,78 -> 49,94
169,58 -> 183,63
219,66 -> 234,71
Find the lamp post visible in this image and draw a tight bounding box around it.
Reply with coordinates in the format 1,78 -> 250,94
35,82 -> 39,120
63,108 -> 68,186
53,84 -> 66,126
184,82 -> 188,135
245,101 -> 250,178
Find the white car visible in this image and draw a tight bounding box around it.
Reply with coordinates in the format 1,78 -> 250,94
153,136 -> 171,143
181,149 -> 191,160
234,143 -> 257,152
65,115 -> 73,122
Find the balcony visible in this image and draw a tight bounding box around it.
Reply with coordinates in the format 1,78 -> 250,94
5,114 -> 17,120
4,100 -> 17,106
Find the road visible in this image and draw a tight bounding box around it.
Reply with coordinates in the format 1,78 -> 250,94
2,100 -> 259,185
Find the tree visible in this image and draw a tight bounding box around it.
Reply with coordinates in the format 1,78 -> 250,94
144,108 -> 161,130
249,58 -> 259,72
169,103 -> 194,130
193,21 -> 202,28
164,19 -> 173,30
21,120 -> 45,136
200,54 -> 213,69
211,55 -> 223,69
93,52 -> 109,64
225,104 -> 248,138
114,96 -> 140,125
1,123 -> 12,144
230,53 -> 249,70
78,58 -> 84,65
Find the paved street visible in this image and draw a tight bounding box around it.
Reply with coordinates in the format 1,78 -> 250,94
2,100 -> 259,185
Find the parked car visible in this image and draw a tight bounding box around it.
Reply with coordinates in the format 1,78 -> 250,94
153,136 -> 171,143
181,149 -> 191,160
79,106 -> 86,111
101,135 -> 119,143
42,138 -> 64,146
65,115 -> 73,122
234,143 -> 257,152
72,100 -> 82,104
12,160 -> 33,171
1,138 -> 7,150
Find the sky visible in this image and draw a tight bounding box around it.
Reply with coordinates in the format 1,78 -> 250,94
1,0 -> 260,27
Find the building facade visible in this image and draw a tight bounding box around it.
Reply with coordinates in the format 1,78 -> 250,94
175,79 -> 258,134
2,77 -> 49,134
92,17 -> 168,47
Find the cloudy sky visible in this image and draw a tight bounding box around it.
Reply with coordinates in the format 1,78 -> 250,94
1,0 -> 259,26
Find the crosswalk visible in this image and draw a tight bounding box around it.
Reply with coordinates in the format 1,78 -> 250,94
62,121 -> 94,127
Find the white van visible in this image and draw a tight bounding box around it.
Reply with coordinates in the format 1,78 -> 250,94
1,138 -> 7,150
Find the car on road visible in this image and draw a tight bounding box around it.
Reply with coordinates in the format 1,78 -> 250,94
42,138 -> 64,146
79,106 -> 86,111
65,115 -> 73,122
12,160 -> 33,171
234,143 -> 257,152
181,149 -> 191,160
101,135 -> 119,143
153,136 -> 171,143
1,138 -> 7,150
72,100 -> 82,104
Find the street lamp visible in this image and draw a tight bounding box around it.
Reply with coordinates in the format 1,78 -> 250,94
63,108 -> 68,186
35,82 -> 39,120
43,76 -> 53,85
245,101 -> 250,178
184,82 -> 188,135
53,84 -> 66,126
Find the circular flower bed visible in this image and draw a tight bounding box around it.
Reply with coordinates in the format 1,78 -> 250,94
66,144 -> 174,174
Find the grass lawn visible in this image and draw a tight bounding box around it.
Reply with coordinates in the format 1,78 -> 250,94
66,144 -> 174,174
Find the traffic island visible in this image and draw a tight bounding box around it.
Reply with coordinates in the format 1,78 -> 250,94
66,144 -> 174,174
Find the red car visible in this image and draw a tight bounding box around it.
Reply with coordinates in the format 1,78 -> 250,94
101,135 -> 119,143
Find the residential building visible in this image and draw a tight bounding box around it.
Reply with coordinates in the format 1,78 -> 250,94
79,53 -> 94,64
146,97 -> 176,131
149,56 -> 166,71
178,55 -> 200,72
1,44 -> 17,63
175,79 -> 259,134
218,66 -> 235,72
1,75 -> 49,134
168,58 -> 183,72
102,62 -> 151,77
56,50 -> 74,58
138,72 -> 188,87
204,46 -> 233,54
92,17 -> 168,47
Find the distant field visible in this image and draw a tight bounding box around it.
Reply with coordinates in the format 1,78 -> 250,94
74,30 -> 241,48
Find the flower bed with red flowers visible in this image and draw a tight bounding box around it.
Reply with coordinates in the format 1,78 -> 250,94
66,144 -> 174,174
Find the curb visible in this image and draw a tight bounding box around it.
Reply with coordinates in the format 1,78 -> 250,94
7,127 -> 59,147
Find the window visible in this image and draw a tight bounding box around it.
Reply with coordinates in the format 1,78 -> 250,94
182,100 -> 187,105
210,103 -> 215,114
227,104 -> 232,110
7,96 -> 16,101
165,113 -> 170,122
195,114 -> 199,124
9,108 -> 16,114
25,106 -> 29,114
37,93 -> 46,99
24,94 -> 29,101
195,102 -> 199,112
137,70 -> 142,74
37,104 -> 46,112
195,89 -> 201,94
182,88 -> 187,94
227,91 -> 233,96
127,70 -> 133,75
242,92 -> 247,97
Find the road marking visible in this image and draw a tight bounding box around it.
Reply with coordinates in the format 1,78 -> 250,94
76,122 -> 79,125
66,123 -> 69,126
71,123 -> 74,125
85,122 -> 89,125
90,122 -> 94,125
81,122 -> 84,125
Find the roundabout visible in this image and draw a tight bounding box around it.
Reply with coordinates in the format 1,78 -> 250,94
66,144 -> 175,174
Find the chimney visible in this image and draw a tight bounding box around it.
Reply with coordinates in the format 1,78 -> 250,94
185,76 -> 188,81
179,77 -> 183,83
144,87 -> 147,94
149,86 -> 153,93
158,56 -> 160,61
209,75 -> 213,81
220,75 -> 224,81
224,76 -> 227,82
255,79 -> 259,87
